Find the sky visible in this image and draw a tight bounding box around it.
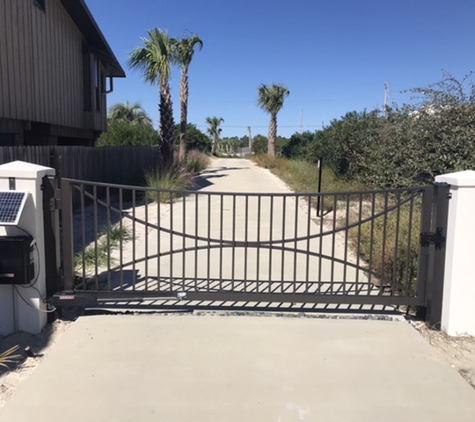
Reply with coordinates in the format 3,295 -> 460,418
86,0 -> 475,139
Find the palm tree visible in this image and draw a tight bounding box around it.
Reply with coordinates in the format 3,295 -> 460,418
172,35 -> 203,161
257,83 -> 290,156
129,28 -> 175,165
108,101 -> 152,126
206,116 -> 224,154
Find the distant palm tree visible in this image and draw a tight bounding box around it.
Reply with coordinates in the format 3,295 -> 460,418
129,28 -> 175,165
108,101 -> 152,126
172,34 -> 203,161
206,116 -> 224,154
257,83 -> 290,156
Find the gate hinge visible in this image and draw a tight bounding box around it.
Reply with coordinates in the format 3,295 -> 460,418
420,227 -> 445,249
49,197 -> 61,211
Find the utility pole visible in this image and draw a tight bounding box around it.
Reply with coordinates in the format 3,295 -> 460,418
300,109 -> 304,134
384,82 -> 389,118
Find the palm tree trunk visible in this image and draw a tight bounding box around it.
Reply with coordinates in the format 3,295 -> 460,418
159,83 -> 175,166
178,68 -> 189,162
268,113 -> 277,156
212,133 -> 217,154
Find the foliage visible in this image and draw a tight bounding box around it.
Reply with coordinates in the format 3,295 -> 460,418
353,199 -> 421,296
185,149 -> 210,174
108,101 -> 152,126
129,28 -> 175,165
96,120 -> 158,147
145,161 -> 195,203
206,116 -> 224,155
172,34 -> 204,161
174,123 -> 210,152
74,225 -> 132,273
257,83 -> 290,156
281,131 -> 315,160
0,345 -> 21,370
251,134 -> 289,156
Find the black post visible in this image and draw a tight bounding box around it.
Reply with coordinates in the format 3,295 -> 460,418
426,183 -> 451,328
316,157 -> 323,217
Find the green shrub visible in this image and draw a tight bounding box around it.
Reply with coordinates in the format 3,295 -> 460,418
145,162 -> 194,203
185,150 -> 210,174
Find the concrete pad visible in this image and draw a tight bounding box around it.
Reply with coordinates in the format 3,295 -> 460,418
1,315 -> 475,421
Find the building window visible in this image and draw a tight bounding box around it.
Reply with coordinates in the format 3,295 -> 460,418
33,0 -> 46,12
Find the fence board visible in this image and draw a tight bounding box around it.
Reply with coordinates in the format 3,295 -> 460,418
0,146 -> 162,185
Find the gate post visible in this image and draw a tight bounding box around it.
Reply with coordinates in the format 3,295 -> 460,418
435,170 -> 475,336
0,161 -> 55,334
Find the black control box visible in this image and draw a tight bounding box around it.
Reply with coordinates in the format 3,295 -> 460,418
0,236 -> 34,285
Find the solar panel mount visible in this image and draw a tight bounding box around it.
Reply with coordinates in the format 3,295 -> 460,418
0,191 -> 28,226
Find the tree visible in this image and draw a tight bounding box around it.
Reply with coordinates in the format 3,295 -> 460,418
172,34 -> 203,161
108,101 -> 152,126
173,123 -> 211,152
129,28 -> 175,165
257,83 -> 290,156
206,116 -> 224,154
96,120 -> 158,147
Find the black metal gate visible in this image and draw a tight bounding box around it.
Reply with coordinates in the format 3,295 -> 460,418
44,177 -> 450,324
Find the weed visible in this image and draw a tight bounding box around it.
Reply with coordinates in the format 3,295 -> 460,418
0,345 -> 21,369
145,162 -> 194,203
185,150 -> 210,174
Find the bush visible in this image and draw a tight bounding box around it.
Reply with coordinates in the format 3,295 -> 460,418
145,162 -> 195,203
185,150 -> 210,174
96,120 -> 158,147
352,199 -> 421,295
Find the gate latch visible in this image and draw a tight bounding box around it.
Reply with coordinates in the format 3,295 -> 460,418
420,227 -> 446,249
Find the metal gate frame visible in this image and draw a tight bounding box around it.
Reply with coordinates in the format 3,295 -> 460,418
44,176 -> 450,325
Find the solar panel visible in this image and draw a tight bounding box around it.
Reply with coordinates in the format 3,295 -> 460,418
0,191 -> 28,226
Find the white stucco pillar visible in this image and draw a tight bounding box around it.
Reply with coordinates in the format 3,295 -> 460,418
435,170 -> 475,336
0,160 -> 55,334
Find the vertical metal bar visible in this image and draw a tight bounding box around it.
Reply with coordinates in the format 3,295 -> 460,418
145,191 -> 149,290
343,193 -> 350,292
244,195 -> 249,292
355,193 -> 363,294
195,192 -> 199,291
318,194 -> 324,291
132,189 -> 136,290
93,184 -> 99,290
119,188 -> 123,290
305,195 -> 311,293
367,192 -> 376,293
427,183 -> 451,328
316,157 -> 323,217
207,194 -> 211,291
61,179 -> 75,291
157,191 -> 161,291
256,195 -> 261,292
182,191 -> 186,290
231,194 -> 236,289
269,196 -> 274,291
292,195 -> 299,292
219,194 -> 224,290
392,192 -> 402,296
80,184 -> 86,284
379,192 -> 389,294
106,186 -> 111,291
170,192 -> 174,290
330,194 -> 337,294
280,196 -> 286,293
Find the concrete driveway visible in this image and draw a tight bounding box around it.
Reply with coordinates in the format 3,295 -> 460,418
1,314 -> 475,421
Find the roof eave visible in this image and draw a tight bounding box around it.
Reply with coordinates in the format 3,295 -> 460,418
60,0 -> 125,78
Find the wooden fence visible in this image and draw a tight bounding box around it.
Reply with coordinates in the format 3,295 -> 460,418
0,146 -> 162,185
